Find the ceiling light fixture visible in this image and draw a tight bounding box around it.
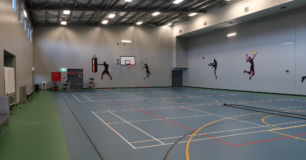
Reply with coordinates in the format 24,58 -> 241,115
167,23 -> 173,26
23,10 -> 27,18
125,0 -> 133,2
63,10 -> 71,15
121,40 -> 132,43
227,32 -> 236,37
102,20 -> 109,24
61,21 -> 67,25
152,12 -> 160,16
108,13 -> 116,18
136,21 -> 143,25
188,12 -> 198,17
173,0 -> 183,4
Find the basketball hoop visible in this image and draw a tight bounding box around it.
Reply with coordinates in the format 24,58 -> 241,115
127,63 -> 131,69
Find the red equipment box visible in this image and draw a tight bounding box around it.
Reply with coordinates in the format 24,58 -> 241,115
52,72 -> 61,81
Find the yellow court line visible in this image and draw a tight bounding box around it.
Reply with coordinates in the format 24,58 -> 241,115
269,130 -> 306,141
261,113 -> 306,141
162,98 -> 218,105
186,112 -> 263,160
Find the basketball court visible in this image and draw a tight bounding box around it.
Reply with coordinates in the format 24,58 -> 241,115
1,0 -> 306,159
55,88 -> 306,160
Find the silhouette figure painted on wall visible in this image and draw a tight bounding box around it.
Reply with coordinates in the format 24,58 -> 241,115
243,51 -> 257,81
302,76 -> 306,83
98,62 -> 112,80
208,59 -> 217,79
142,63 -> 151,80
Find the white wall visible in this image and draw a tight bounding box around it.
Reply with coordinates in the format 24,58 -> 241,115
33,26 -> 173,88
173,0 -> 306,37
0,0 -> 33,99
185,8 -> 306,95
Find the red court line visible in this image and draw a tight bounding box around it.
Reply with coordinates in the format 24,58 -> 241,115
96,93 -> 235,147
145,106 -> 215,111
96,93 -> 306,147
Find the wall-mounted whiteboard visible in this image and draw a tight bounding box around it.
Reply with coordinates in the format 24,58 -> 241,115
4,67 -> 15,95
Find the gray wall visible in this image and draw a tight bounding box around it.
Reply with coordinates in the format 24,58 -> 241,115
33,26 -> 173,88
0,0 -> 33,99
185,8 -> 306,95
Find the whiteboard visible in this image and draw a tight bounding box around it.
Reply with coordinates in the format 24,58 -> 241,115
4,67 -> 15,95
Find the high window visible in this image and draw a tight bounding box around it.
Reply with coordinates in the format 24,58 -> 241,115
12,0 -> 16,12
24,19 -> 26,31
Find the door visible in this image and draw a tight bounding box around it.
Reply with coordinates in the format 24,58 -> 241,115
172,70 -> 183,87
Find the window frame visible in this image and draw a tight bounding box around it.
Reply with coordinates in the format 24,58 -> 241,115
12,0 -> 17,12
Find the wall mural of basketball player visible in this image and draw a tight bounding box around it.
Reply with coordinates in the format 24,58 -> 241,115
208,59 -> 217,79
98,62 -> 112,80
243,51 -> 257,81
302,76 -> 306,83
141,59 -> 151,80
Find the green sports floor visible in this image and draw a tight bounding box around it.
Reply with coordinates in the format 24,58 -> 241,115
0,91 -> 70,160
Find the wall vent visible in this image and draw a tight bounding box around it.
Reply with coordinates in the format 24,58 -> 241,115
245,7 -> 249,12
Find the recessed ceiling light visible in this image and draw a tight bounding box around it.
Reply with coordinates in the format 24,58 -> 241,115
152,12 -> 160,16
225,0 -> 230,1
227,32 -> 236,37
125,0 -> 132,2
173,0 -> 183,4
121,40 -> 132,43
108,13 -> 116,18
23,10 -> 27,18
167,23 -> 173,26
136,21 -> 143,25
61,21 -> 67,25
63,10 -> 71,15
102,20 -> 109,24
188,12 -> 198,17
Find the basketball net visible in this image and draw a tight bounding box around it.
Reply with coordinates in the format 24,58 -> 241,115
127,63 -> 131,69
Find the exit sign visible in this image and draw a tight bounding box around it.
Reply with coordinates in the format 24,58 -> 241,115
60,68 -> 67,72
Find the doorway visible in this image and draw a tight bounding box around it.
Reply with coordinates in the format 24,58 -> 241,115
172,70 -> 183,87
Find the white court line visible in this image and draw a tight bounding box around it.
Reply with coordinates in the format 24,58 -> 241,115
185,107 -> 266,127
107,114 -> 209,124
91,111 -> 136,149
130,120 -> 306,144
108,110 -> 165,145
72,94 -> 81,102
81,94 -> 94,102
134,122 -> 306,149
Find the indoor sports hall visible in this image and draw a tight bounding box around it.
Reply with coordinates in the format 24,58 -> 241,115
0,0 -> 306,160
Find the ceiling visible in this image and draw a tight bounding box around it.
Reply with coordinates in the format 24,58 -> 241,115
25,0 -> 230,27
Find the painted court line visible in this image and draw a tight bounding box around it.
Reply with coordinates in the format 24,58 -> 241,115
108,110 -> 165,145
130,122 -> 306,144
107,114 -> 210,124
185,107 -> 267,127
72,94 -> 81,102
134,133 -> 306,149
96,93 -> 235,147
81,94 -> 94,102
91,111 -> 136,149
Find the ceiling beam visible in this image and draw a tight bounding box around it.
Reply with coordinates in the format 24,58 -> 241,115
27,7 -> 201,14
77,11 -> 86,24
196,0 -> 223,10
113,12 -> 129,24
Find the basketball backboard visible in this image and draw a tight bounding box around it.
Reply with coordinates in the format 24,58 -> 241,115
120,56 -> 136,66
